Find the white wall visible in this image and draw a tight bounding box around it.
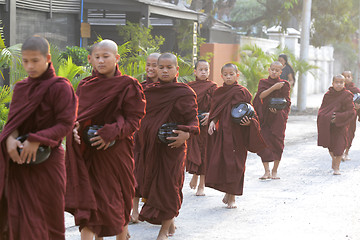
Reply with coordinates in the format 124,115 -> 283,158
239,33 -> 334,96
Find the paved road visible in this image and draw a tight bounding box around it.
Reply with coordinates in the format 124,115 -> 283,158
65,114 -> 360,240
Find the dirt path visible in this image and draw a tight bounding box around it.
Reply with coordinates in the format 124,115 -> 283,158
65,115 -> 360,240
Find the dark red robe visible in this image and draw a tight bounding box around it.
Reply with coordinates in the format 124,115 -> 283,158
317,87 -> 355,156
65,66 -> 146,237
140,76 -> 156,89
186,78 -> 217,175
206,83 -> 265,195
0,63 -> 77,240
345,82 -> 360,149
137,80 -> 199,225
253,77 -> 291,162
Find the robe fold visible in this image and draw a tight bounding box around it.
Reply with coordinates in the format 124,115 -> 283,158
65,66 -> 146,237
317,87 -> 355,156
345,82 -> 360,149
0,63 -> 77,240
206,83 -> 265,195
186,78 -> 217,175
253,77 -> 291,162
137,80 -> 199,225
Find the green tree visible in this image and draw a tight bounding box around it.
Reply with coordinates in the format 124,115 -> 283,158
117,22 -> 165,53
0,85 -> 11,132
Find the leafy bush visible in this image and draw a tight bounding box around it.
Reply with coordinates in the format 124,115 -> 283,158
0,85 -> 11,132
61,46 -> 89,67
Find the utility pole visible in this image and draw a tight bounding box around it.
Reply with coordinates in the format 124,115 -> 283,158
297,0 -> 312,111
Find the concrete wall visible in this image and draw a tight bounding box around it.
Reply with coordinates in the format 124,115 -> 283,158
200,33 -> 334,96
16,8 -> 80,49
200,43 -> 239,86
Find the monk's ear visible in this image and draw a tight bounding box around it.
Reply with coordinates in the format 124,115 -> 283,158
46,53 -> 51,63
87,55 -> 91,64
115,54 -> 120,63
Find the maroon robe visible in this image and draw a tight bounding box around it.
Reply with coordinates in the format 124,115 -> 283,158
65,66 -> 146,237
206,83 -> 265,195
137,80 -> 199,224
0,63 -> 77,240
317,87 -> 355,156
141,76 -> 156,89
186,78 -> 217,175
345,82 -> 360,149
253,77 -> 291,162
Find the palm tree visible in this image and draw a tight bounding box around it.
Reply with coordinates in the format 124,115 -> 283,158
235,44 -> 273,95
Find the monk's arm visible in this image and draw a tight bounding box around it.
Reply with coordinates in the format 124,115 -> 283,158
98,83 -> 146,142
175,94 -> 199,135
335,95 -> 356,127
27,82 -> 78,147
259,82 -> 285,99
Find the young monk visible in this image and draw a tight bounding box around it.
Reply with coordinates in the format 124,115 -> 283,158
186,60 -> 217,196
131,52 -> 161,223
65,39 -> 146,240
342,70 -> 360,161
206,63 -> 265,208
137,53 -> 199,240
317,75 -> 356,175
253,61 -> 291,180
141,52 -> 161,87
0,35 -> 77,239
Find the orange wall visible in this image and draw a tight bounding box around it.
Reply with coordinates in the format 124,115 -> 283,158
200,43 -> 240,86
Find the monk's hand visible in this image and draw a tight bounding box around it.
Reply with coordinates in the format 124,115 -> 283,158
269,108 -> 277,113
331,112 -> 336,123
201,112 -> 210,126
90,134 -> 111,150
355,103 -> 360,110
6,135 -> 23,164
167,130 -> 190,148
208,121 -> 216,135
73,121 -> 81,144
272,82 -> 285,90
20,140 -> 40,164
239,116 -> 251,126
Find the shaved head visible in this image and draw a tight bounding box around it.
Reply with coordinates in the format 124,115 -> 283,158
22,35 -> 50,57
147,52 -> 161,61
91,39 -> 118,55
333,74 -> 345,81
270,61 -> 283,68
158,52 -> 178,66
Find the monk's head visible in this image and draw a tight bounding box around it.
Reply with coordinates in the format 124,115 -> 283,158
221,63 -> 239,85
342,70 -> 353,84
146,53 -> 161,81
21,35 -> 51,78
194,60 -> 210,81
268,61 -> 283,80
332,74 -> 345,92
157,53 -> 179,82
88,39 -> 120,78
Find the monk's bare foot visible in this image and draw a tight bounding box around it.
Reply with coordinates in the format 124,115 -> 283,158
271,171 -> 280,180
342,154 -> 351,161
130,213 -> 139,224
156,234 -> 168,240
226,194 -> 237,209
333,170 -> 341,175
222,193 -> 229,204
189,175 -> 198,189
168,221 -> 176,237
196,187 -> 205,196
259,171 -> 271,180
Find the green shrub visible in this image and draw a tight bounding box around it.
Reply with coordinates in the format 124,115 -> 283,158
61,46 -> 89,67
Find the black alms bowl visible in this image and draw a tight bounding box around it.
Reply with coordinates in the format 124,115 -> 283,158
231,103 -> 255,123
353,93 -> 360,104
158,123 -> 178,144
16,135 -> 51,165
197,110 -> 207,124
83,125 -> 115,149
268,98 -> 287,110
